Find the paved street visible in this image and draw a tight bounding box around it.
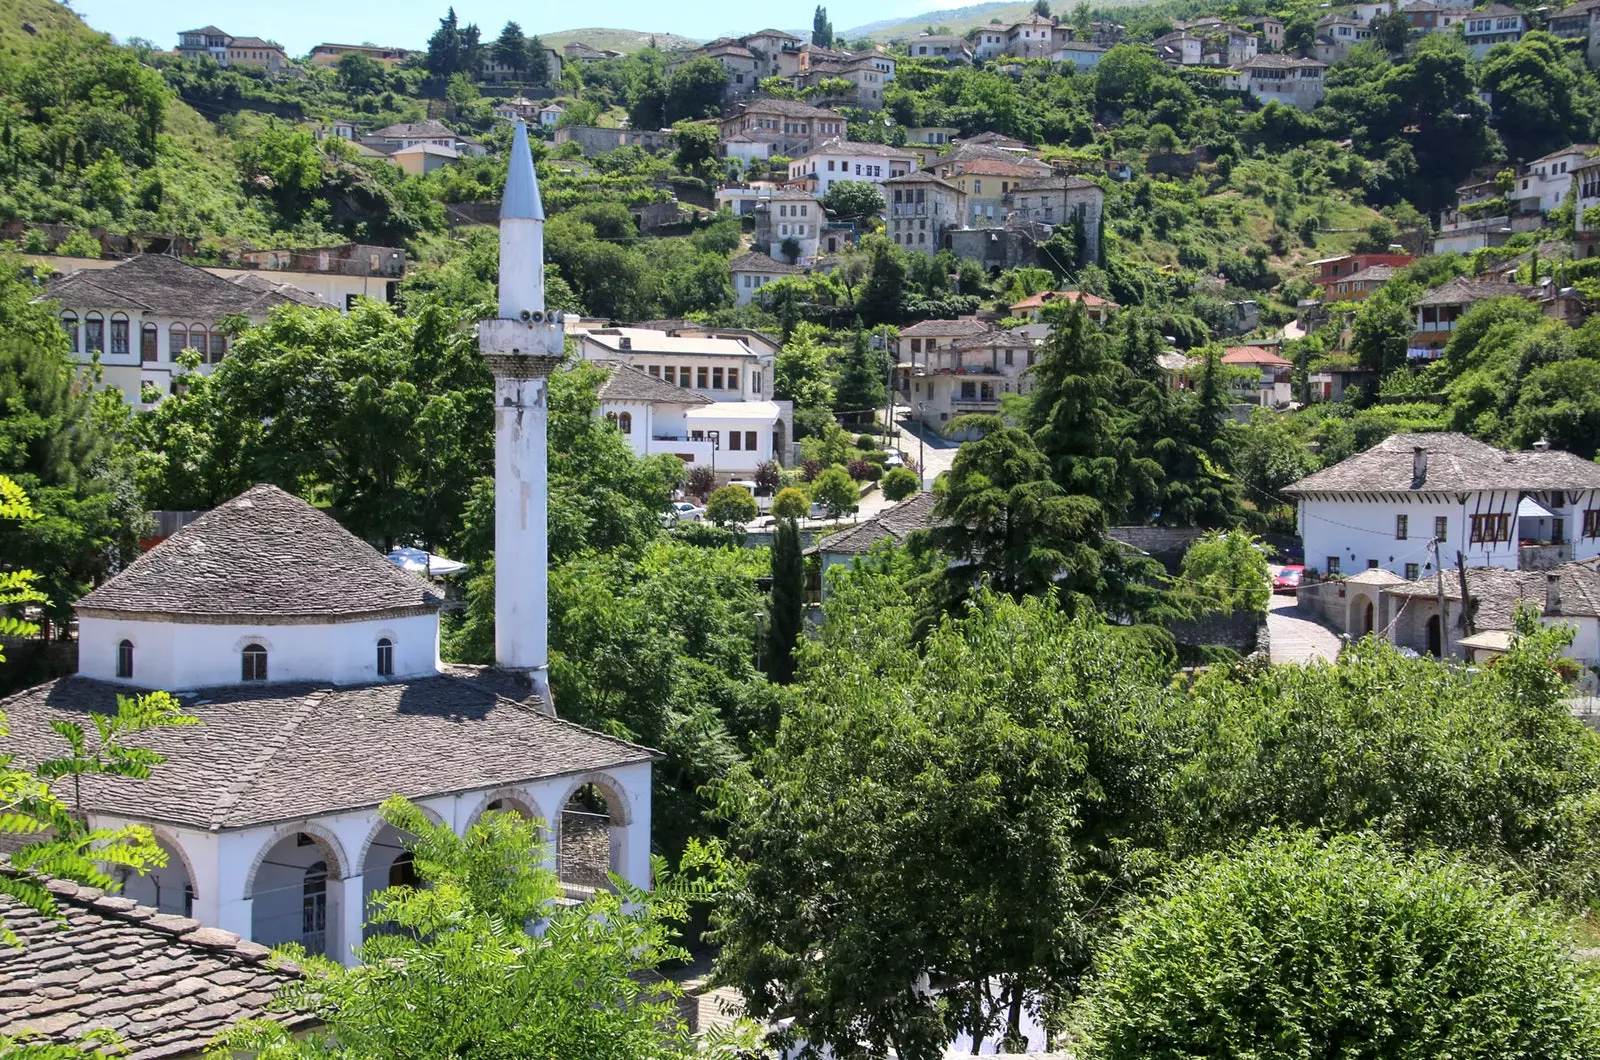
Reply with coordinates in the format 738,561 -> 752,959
888,405 -> 960,488
1268,592 -> 1343,665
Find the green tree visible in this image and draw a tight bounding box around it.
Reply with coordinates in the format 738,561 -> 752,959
1479,33 -> 1580,166
856,238 -> 907,325
492,21 -> 529,79
0,256 -> 145,629
665,57 -> 729,123
1370,9 -> 1410,53
821,180 -> 886,226
425,6 -> 465,76
1513,358 -> 1600,458
833,329 -> 886,423
767,515 -> 803,684
772,486 -> 809,520
881,466 -> 919,500
235,122 -> 324,224
1167,616 -> 1600,898
705,484 -> 759,528
773,323 -> 836,416
221,797 -> 757,1059
1025,299 -> 1155,526
713,592 -> 1173,1059
810,465 -> 857,516
1178,530 -> 1269,614
335,50 -> 386,93
1081,832 -> 1600,1060
813,5 -> 834,47
927,426 -> 1108,602
526,35 -> 551,84
672,120 -> 719,173
2,691 -> 197,946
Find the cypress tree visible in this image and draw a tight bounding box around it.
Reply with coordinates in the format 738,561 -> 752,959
768,516 -> 804,684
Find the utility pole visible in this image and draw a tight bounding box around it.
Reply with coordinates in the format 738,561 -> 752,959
1431,537 -> 1447,656
1456,550 -> 1473,637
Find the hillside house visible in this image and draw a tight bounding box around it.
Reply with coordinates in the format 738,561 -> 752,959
934,157 -> 1046,227
309,43 -> 413,66
1327,264 -> 1396,302
479,47 -> 563,87
1218,346 -> 1293,407
1051,40 -> 1109,68
1251,16 -> 1286,49
666,39 -> 761,100
1516,144 -> 1594,214
1009,289 -> 1119,325
1313,15 -> 1371,62
1287,433 -> 1600,585
755,187 -> 825,264
1224,55 -> 1328,110
1308,252 -> 1414,296
719,99 -> 846,159
787,139 -> 916,196
729,250 -> 804,305
1002,13 -> 1073,59
176,27 -> 289,75
906,34 -> 973,62
46,254 -> 333,406
579,325 -> 773,405
596,360 -> 781,476
1463,4 -> 1526,55
1006,176 -> 1106,263
904,327 -> 1040,431
1410,277 -> 1539,358
740,29 -> 805,77
563,42 -> 622,61
796,52 -> 896,110
1547,0 -> 1600,36
969,27 -> 1007,61
884,171 -> 966,254
1153,31 -> 1205,64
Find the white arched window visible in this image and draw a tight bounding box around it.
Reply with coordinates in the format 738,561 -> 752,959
60,312 -> 79,352
109,312 -> 130,356
116,639 -> 133,679
376,637 -> 394,677
84,312 -> 104,354
169,323 -> 188,353
617,411 -> 633,434
208,326 -> 227,364
242,644 -> 268,682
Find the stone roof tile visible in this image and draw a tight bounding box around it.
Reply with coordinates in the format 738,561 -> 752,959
806,492 -> 942,556
46,255 -> 332,318
596,360 -> 713,404
729,250 -> 803,275
1414,276 -> 1538,307
0,878 -> 311,1054
0,673 -> 657,830
77,484 -> 440,620
1286,432 -> 1600,495
897,318 -> 992,337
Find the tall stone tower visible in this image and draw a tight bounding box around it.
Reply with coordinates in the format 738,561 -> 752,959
482,119 -> 562,700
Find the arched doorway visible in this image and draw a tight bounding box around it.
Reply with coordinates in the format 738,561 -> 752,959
1426,614 -> 1442,658
1349,594 -> 1374,637
361,820 -> 417,939
249,831 -> 345,958
772,418 -> 788,466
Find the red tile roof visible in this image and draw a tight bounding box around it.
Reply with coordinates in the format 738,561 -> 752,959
1221,346 -> 1292,367
1009,289 -> 1118,311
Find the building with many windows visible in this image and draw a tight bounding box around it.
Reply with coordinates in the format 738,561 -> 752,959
718,98 -> 846,159
883,171 -> 966,254
786,138 -> 917,196
45,253 -> 333,406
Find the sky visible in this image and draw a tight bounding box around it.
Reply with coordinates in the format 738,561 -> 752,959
73,0 -> 944,55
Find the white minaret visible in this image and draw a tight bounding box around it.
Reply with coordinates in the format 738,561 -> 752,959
481,119 -> 562,701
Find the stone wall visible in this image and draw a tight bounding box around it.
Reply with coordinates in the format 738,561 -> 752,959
1166,609 -> 1262,653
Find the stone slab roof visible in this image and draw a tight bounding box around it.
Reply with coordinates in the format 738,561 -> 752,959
77,485 -> 440,621
369,120 -> 457,140
729,250 -> 803,275
882,170 -> 963,193
0,672 -> 657,831
46,255 -> 332,318
1414,276 -> 1537,307
224,273 -> 329,307
1341,264 -> 1396,285
898,318 -> 992,337
729,98 -> 842,120
806,492 -> 942,556
1385,558 -> 1600,627
596,360 -> 712,404
0,877 -> 312,1056
1010,174 -> 1101,192
805,137 -> 917,160
1286,432 -> 1600,495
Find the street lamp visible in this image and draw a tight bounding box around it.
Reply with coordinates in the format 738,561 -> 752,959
708,429 -> 721,481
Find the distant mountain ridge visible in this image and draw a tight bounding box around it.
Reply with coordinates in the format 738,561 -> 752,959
536,28 -> 704,54
841,1 -> 1022,39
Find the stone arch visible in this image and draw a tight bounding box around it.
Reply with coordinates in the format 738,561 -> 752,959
1348,592 -> 1375,637
148,824 -> 201,892
120,824 -> 202,916
351,804 -> 444,873
231,633 -> 276,653
554,773 -> 634,893
243,821 -> 351,895
552,772 -> 633,828
462,786 -> 550,833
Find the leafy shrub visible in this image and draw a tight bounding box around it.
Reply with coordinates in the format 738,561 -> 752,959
753,460 -> 782,494
846,458 -> 880,482
810,466 -> 857,516
881,466 -> 919,501
685,465 -> 715,499
705,484 -> 759,528
772,487 -> 809,520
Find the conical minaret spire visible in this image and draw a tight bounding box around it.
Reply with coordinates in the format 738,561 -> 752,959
480,119 -> 563,702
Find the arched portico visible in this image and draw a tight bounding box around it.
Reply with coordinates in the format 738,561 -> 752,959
120,826 -> 199,916
554,773 -> 633,895
247,825 -> 351,959
1348,592 -> 1375,637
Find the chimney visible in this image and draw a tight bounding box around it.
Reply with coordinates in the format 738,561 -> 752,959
620,336 -> 632,350
1533,435 -> 1552,451
1412,445 -> 1427,488
1547,573 -> 1563,615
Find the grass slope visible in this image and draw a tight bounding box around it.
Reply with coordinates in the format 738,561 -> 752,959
0,0 -> 100,55
537,28 -> 702,54
844,0 -> 1168,40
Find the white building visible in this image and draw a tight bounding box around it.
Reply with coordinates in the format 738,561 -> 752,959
729,250 -> 806,305
1,119 -> 655,969
1285,432 -> 1600,581
755,187 -> 826,264
1462,3 -> 1526,56
787,138 -> 918,197
45,254 -> 335,406
578,324 -> 773,401
1516,144 -> 1595,215
969,27 -> 1007,60
905,34 -> 973,62
1224,55 -> 1328,110
1218,345 -> 1293,408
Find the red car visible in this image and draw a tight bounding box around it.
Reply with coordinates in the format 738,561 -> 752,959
1272,565 -> 1304,594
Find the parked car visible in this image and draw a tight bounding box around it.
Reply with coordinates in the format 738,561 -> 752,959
667,501 -> 704,524
883,452 -> 905,469
1272,564 -> 1304,594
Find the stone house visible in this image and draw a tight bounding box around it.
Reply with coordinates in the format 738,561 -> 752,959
728,250 -> 805,305
905,34 -> 973,62
883,171 -> 966,254
1223,55 -> 1328,110
756,187 -> 825,264
1005,175 -> 1106,264
718,98 -> 846,159
1409,277 -> 1539,359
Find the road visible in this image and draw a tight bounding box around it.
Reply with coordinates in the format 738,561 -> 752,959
1267,592 -> 1342,665
887,404 -> 961,488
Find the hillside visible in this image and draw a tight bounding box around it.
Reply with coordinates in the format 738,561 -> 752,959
843,0 -> 1164,40
0,0 -> 101,54
537,28 -> 702,54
